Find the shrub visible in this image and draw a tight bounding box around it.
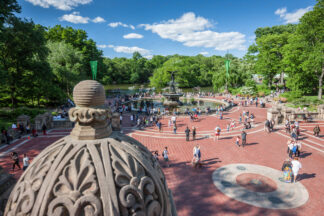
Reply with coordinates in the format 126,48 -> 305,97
240,86 -> 255,96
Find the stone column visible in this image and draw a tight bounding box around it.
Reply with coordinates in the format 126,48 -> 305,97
16,115 -> 30,128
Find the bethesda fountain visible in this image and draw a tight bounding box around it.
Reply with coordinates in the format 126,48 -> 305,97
162,71 -> 183,109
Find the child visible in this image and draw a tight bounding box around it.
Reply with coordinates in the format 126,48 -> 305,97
227,124 -> 230,132
236,136 -> 240,147
231,121 -> 236,130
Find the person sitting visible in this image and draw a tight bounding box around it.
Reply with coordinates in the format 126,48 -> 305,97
313,125 -> 321,137
244,122 -> 251,129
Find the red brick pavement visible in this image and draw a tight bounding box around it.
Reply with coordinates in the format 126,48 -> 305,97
1,103 -> 323,216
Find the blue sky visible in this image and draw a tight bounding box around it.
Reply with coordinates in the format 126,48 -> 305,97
17,0 -> 316,58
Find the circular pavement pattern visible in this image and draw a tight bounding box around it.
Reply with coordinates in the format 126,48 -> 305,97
212,163 -> 309,209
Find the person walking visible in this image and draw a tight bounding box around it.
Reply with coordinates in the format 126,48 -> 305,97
11,152 -> 21,171
214,126 -> 221,141
192,144 -> 201,168
291,157 -> 302,183
235,136 -> 240,147
192,126 -> 196,141
288,140 -> 294,158
162,147 -> 170,167
185,126 -> 190,141
23,153 -> 29,171
241,130 -> 247,147
42,124 -> 47,135
296,141 -> 302,157
173,124 -> 177,134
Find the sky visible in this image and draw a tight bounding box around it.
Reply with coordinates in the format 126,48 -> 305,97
17,0 -> 316,59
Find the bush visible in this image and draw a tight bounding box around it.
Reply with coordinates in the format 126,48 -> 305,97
0,108 -> 47,129
256,84 -> 271,96
240,86 -> 255,96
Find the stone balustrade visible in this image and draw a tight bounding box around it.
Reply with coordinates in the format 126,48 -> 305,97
267,105 -> 320,124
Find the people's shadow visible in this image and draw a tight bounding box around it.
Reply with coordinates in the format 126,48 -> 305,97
299,151 -> 312,158
244,142 -> 259,146
201,158 -> 222,167
298,173 -> 316,181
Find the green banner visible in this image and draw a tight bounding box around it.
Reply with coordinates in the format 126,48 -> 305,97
90,60 -> 98,80
225,59 -> 230,77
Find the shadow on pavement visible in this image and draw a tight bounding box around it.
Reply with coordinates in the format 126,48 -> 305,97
298,173 -> 316,181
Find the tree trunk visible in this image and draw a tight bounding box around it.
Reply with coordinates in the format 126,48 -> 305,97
318,66 -> 324,100
280,71 -> 284,85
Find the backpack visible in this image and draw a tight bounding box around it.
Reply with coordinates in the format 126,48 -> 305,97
292,145 -> 297,153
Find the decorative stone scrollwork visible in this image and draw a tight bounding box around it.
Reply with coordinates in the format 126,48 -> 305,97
110,144 -> 162,216
5,80 -> 176,216
5,140 -> 64,216
48,148 -> 101,216
69,107 -> 111,124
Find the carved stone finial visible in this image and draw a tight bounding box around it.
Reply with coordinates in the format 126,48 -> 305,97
69,80 -> 112,140
5,80 -> 177,216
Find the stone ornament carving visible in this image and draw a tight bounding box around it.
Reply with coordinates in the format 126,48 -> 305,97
5,80 -> 175,216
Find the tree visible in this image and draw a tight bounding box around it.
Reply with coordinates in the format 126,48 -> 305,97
47,41 -> 84,96
0,0 -> 20,28
46,25 -> 104,79
251,25 -> 296,87
0,17 -> 50,108
295,0 -> 324,99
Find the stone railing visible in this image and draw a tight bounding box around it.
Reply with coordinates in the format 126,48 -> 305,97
52,119 -> 73,129
267,105 -> 321,124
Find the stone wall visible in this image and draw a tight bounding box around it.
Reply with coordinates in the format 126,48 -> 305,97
267,105 -> 321,124
52,120 -> 73,129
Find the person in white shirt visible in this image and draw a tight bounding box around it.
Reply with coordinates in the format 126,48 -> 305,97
291,157 -> 302,183
214,126 -> 221,141
23,154 -> 29,171
162,147 -> 169,167
12,123 -> 17,129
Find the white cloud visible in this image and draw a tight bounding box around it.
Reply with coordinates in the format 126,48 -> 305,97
123,33 -> 143,39
98,44 -> 150,55
108,22 -> 135,30
97,44 -> 108,48
59,12 -> 90,24
275,6 -> 312,24
92,16 -> 105,23
25,0 -> 92,11
199,52 -> 209,55
144,55 -> 153,59
140,12 -> 246,51
111,45 -> 150,55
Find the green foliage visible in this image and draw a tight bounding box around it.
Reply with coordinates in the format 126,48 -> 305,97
0,107 -> 46,129
47,41 -> 84,96
0,17 -> 52,107
256,84 -> 271,96
0,0 -> 21,28
240,86 -> 255,96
